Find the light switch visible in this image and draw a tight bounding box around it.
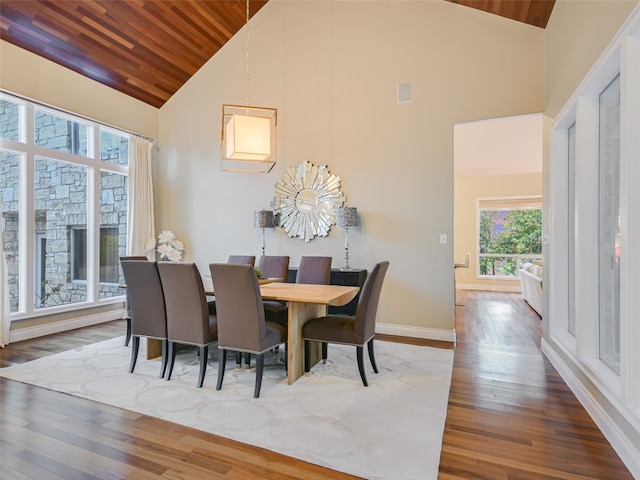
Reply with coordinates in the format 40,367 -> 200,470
440,234 -> 448,245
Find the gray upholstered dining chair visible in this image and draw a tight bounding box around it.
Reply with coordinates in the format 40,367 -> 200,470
119,255 -> 148,346
208,255 -> 256,315
228,255 -> 256,266
209,263 -> 287,398
296,256 -> 332,284
157,262 -> 218,388
271,256 -> 332,327
302,261 -> 389,386
120,259 -> 168,378
257,255 -> 290,321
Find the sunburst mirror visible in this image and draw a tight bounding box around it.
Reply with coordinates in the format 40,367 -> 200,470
273,161 -> 346,242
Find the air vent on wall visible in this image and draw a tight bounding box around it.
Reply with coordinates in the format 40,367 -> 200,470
397,82 -> 412,103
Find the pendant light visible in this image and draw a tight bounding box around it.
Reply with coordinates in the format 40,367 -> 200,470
221,0 -> 277,173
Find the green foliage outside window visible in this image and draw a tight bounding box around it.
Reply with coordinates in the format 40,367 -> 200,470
479,209 -> 542,277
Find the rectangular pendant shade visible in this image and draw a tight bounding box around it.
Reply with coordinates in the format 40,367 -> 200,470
226,115 -> 270,160
221,104 -> 277,173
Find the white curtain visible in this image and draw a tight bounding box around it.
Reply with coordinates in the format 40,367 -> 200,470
127,136 -> 156,258
0,199 -> 10,348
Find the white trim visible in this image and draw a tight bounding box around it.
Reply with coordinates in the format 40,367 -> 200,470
456,283 -> 521,293
624,25 -> 640,422
542,339 -> 640,479
9,310 -> 124,343
376,323 -> 455,343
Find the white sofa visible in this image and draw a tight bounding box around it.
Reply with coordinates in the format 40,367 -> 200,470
518,263 -> 543,317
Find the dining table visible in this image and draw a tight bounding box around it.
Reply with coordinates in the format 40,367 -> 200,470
145,277 -> 360,385
257,282 -> 360,384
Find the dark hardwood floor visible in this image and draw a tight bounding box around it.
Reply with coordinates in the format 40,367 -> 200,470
440,291 -> 632,479
0,292 -> 632,479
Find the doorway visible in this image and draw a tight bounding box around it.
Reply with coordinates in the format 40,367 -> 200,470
453,113 -> 544,300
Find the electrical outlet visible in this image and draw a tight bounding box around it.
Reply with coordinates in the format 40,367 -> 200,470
440,234 -> 448,245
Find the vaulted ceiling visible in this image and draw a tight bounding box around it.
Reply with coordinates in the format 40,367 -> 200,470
0,1 -> 555,108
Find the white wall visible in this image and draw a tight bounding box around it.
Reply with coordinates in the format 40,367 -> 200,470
158,0 -> 545,340
544,0 -> 640,119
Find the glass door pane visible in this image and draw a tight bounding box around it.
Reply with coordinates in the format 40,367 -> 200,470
598,75 -> 621,374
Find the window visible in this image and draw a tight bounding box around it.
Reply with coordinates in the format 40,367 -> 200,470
0,97 -> 24,142
598,74 -> 621,374
0,91 -> 131,317
478,197 -> 542,278
568,122 -> 576,336
35,156 -> 88,308
35,107 -> 90,157
72,227 -> 120,284
0,150 -> 21,313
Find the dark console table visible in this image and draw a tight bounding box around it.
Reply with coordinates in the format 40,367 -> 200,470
287,268 -> 367,316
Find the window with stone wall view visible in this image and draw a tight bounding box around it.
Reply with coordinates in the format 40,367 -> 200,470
1,93 -> 130,315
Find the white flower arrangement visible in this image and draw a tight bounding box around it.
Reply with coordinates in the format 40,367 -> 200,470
145,231 -> 184,261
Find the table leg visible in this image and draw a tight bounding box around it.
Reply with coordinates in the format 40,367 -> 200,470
147,339 -> 162,359
287,302 -> 325,384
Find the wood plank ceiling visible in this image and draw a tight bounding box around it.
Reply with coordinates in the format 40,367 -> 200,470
0,0 -> 555,108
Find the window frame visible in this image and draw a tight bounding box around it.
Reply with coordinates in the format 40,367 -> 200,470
476,195 -> 543,280
0,91 -> 130,320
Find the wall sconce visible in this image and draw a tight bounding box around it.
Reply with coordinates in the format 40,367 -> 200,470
336,206 -> 359,270
254,210 -> 275,256
220,0 -> 277,173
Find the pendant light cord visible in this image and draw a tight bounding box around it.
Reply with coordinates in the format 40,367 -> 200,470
245,0 -> 250,107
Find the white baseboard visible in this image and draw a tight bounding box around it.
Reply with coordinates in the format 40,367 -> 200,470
10,311 -> 124,343
457,283 -> 521,293
542,339 -> 640,479
376,323 -> 455,343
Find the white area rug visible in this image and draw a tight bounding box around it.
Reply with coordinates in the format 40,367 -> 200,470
0,337 -> 453,480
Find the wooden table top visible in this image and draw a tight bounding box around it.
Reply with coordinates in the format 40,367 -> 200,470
125,276 -> 357,307
258,283 -> 359,306
202,276 -> 281,295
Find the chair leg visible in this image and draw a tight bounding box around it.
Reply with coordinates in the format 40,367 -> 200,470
304,340 -> 310,372
235,351 -> 242,368
217,348 -> 227,390
356,346 -> 368,387
124,318 -> 132,346
322,342 -> 328,363
284,342 -> 288,373
367,339 -> 378,373
244,352 -> 251,367
197,345 -> 208,388
254,353 -> 264,398
160,339 -> 169,378
166,342 -> 177,381
128,336 -> 139,373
